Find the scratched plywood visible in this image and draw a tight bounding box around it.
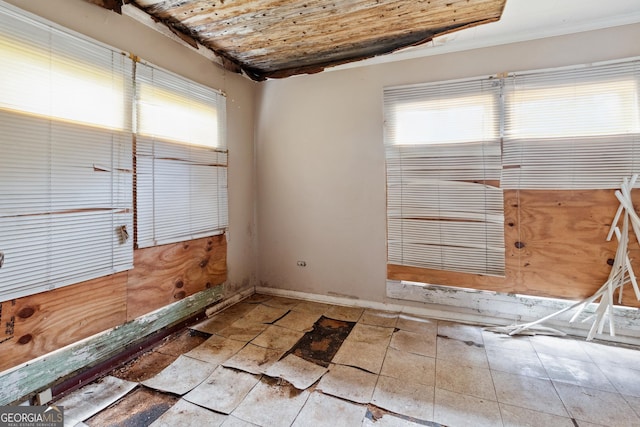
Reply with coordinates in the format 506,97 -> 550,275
389,189 -> 640,308
0,235 -> 227,373
126,234 -> 227,320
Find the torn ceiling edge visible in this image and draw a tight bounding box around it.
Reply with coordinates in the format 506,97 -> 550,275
85,0 -> 506,81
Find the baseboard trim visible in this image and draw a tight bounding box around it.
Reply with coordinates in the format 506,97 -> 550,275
255,284 -> 640,347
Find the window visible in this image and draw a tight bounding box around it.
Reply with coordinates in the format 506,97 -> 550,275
135,62 -> 228,248
385,58 -> 640,277
502,61 -> 640,189
384,79 -> 505,276
0,3 -> 133,300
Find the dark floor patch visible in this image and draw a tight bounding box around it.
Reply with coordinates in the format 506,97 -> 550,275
111,350 -> 177,383
154,329 -> 210,357
285,316 -> 355,367
260,376 -> 306,399
437,334 -> 484,348
85,387 -> 177,427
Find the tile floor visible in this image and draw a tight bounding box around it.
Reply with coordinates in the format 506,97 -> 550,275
56,294 -> 640,427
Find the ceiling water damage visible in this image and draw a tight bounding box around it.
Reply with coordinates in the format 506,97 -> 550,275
87,0 -> 507,80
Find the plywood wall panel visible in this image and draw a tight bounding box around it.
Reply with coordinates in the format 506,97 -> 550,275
0,235 -> 227,373
0,273 -> 127,372
126,235 -> 227,320
390,189 -> 640,308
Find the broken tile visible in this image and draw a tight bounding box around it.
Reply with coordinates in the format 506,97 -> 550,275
436,358 -> 496,401
184,335 -> 246,365
380,347 -> 435,386
292,301 -> 331,315
345,323 -> 394,343
217,319 -> 269,342
360,310 -> 398,328
436,336 -> 488,369
292,391 -> 366,427
183,366 -> 261,415
323,305 -> 364,322
264,354 -> 328,390
56,376 -> 138,426
332,323 -> 393,373
149,398 -> 227,427
154,329 -> 210,357
538,353 -> 615,392
142,355 -> 216,395
316,364 -> 377,404
492,370 -> 568,417
371,375 -> 435,421
554,381 -> 640,426
499,403 -> 576,427
288,316 -> 355,367
437,320 -> 484,346
274,310 -> 321,332
396,314 -> 438,335
485,345 -> 547,379
242,304 -> 290,324
391,329 -> 436,358
261,296 -> 301,310
433,388 -> 502,427
84,386 -> 176,427
231,377 -> 310,427
222,343 -> 284,375
332,339 -> 389,374
251,325 -> 305,350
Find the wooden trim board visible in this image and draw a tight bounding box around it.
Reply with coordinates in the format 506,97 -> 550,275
0,285 -> 224,406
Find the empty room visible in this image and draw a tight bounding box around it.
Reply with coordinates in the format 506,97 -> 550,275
1,0 -> 640,426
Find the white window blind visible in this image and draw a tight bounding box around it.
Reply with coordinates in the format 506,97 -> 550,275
502,60 -> 640,189
135,61 -> 228,248
384,79 -> 505,276
0,3 -> 133,300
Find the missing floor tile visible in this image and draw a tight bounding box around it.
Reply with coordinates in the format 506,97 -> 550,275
84,387 -> 177,427
284,316 -> 355,368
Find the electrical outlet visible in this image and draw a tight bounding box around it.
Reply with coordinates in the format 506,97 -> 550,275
297,261 -> 307,267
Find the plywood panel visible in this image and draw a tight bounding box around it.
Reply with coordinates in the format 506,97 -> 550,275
0,273 -> 127,372
389,189 -> 640,308
0,234 -> 227,373
126,235 -> 227,320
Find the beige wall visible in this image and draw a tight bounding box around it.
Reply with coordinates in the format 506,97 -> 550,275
255,23 -> 640,303
4,0 -> 259,294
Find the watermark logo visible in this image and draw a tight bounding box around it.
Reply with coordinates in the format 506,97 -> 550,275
0,406 -> 63,427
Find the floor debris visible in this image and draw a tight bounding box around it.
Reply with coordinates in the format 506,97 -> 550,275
285,316 -> 354,367
263,354 -> 328,390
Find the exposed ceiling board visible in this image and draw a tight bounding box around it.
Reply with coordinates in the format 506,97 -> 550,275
124,0 -> 507,80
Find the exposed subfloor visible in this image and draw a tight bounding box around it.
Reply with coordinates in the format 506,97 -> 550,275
56,294 -> 640,427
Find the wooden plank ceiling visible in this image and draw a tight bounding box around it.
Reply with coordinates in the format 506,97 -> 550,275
97,0 -> 506,80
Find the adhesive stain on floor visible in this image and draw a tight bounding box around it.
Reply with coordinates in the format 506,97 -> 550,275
285,316 -> 355,367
